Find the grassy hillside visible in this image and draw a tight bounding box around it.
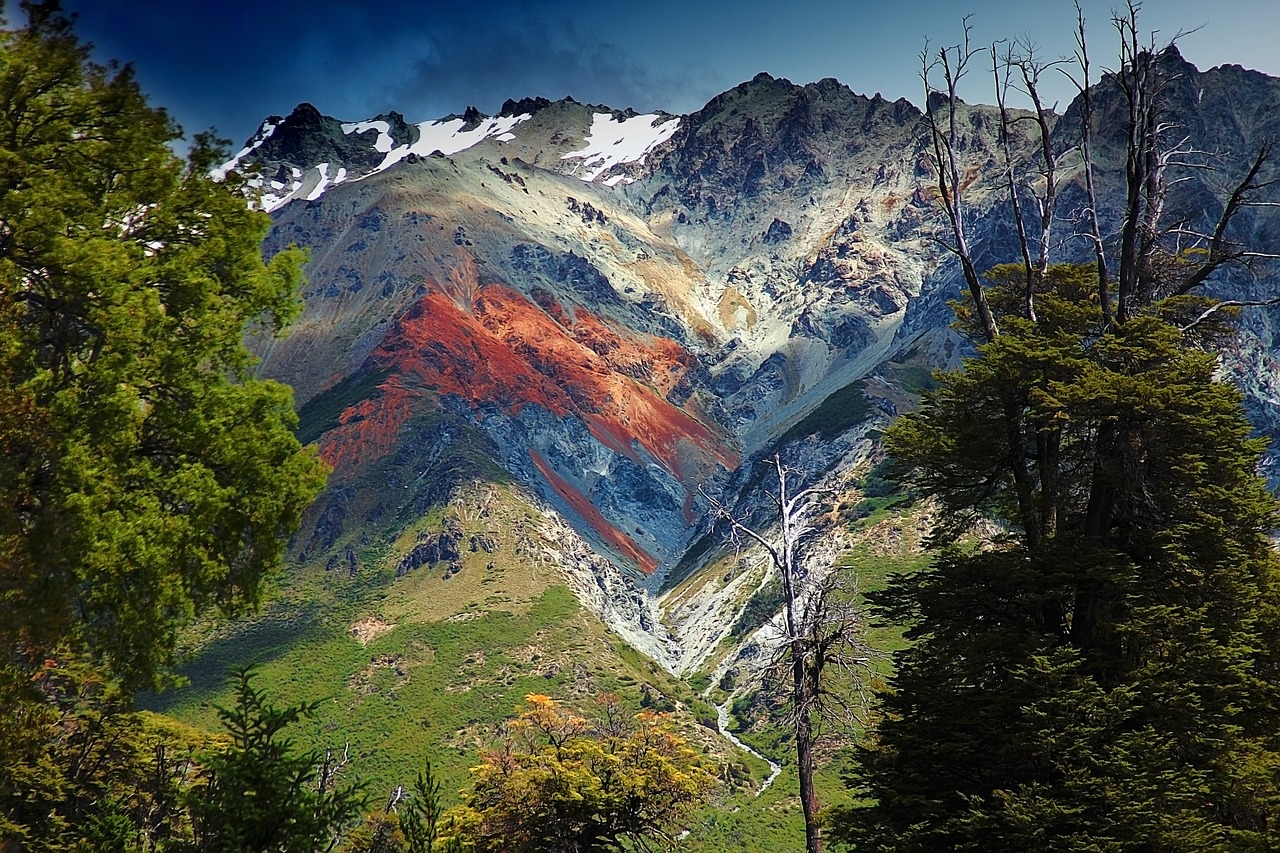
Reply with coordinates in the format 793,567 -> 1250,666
144,482 -> 766,809
144,456 -> 932,850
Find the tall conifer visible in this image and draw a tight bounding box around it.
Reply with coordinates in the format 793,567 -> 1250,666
834,267 -> 1280,851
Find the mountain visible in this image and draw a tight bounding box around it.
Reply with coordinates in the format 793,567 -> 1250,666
220,53 -> 1280,671
145,54 -> 1280,834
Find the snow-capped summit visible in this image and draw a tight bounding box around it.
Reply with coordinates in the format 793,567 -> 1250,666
219,97 -> 684,211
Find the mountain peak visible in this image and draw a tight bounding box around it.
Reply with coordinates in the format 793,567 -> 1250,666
285,101 -> 324,123
499,96 -> 554,117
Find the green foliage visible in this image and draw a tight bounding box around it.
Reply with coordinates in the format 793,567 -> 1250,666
345,811 -> 408,853
835,265 -> 1280,851
0,654 -> 212,850
851,455 -> 909,519
186,663 -> 366,852
0,3 -> 325,690
727,693 -> 755,734
451,693 -> 714,853
400,761 -> 463,853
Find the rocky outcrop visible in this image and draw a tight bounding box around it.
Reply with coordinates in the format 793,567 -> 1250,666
396,516 -> 465,576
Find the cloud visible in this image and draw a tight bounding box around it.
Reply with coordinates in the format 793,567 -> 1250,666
376,11 -> 725,119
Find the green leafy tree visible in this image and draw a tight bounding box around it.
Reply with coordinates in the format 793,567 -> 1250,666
0,653 -> 210,850
450,693 -> 713,853
185,664 -> 365,853
0,4 -> 325,846
0,0 -> 325,691
345,810 -> 408,853
833,265 -> 1280,851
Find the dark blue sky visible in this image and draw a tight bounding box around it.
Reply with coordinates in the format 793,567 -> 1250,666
60,1 -> 1280,149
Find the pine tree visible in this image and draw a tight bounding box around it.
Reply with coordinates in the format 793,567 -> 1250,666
185,665 -> 365,853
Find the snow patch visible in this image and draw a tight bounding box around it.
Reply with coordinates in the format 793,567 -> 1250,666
373,113 -> 531,172
560,113 -> 681,183
341,119 -> 394,152
305,163 -> 331,201
212,119 -> 279,181
232,110 -> 537,211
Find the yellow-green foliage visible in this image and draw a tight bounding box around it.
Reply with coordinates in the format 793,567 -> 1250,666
449,693 -> 714,852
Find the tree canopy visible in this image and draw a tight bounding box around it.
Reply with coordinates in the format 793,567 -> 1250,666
0,1 -> 325,689
0,4 -> 327,846
835,265 -> 1280,851
448,693 -> 714,853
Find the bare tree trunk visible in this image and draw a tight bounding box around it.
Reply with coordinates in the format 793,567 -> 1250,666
1069,3 -> 1112,326
992,44 -> 1036,322
923,21 -> 998,343
793,650 -> 822,853
703,456 -> 873,853
774,457 -> 823,853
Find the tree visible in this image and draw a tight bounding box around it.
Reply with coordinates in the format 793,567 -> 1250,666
346,760 -> 464,853
0,652 -> 209,850
705,456 -> 871,853
0,0 -> 325,692
400,761 -> 463,853
833,7 -> 1280,850
345,811 -> 409,853
185,664 -> 365,853
835,264 -> 1280,850
450,693 -> 713,853
0,5 -> 326,845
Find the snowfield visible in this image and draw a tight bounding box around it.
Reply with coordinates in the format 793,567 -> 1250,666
561,112 -> 681,183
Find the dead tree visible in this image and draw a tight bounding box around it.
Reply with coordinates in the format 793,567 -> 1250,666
704,455 -> 871,853
992,36 -> 1068,323
922,19 -> 999,343
1065,0 -> 1112,325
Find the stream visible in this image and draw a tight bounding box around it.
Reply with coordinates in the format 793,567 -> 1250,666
716,699 -> 782,796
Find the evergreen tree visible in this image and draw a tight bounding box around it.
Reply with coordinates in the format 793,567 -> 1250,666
834,7 -> 1280,848
832,266 -> 1280,851
0,3 -> 326,846
185,664 -> 365,853
0,0 -> 325,692
401,761 -> 462,853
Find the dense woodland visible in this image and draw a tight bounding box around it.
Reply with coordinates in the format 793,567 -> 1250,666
4,1 -> 1280,851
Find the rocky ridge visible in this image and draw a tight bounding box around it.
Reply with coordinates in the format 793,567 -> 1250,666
233,56 -> 1280,674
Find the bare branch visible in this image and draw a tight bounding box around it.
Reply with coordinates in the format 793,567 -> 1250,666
1174,144 -> 1274,296
922,19 -> 999,342
1180,296 -> 1280,332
